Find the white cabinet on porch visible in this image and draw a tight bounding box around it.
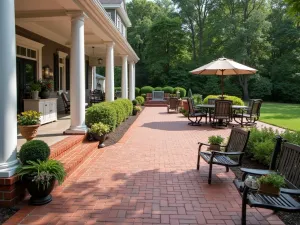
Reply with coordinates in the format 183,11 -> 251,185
24,98 -> 58,125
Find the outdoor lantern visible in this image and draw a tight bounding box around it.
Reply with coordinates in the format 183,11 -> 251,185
43,65 -> 51,79
98,58 -> 103,65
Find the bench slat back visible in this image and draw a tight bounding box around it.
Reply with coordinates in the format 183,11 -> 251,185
226,128 -> 250,153
277,142 -> 300,189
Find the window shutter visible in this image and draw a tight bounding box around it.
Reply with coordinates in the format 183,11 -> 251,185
85,60 -> 89,90
66,57 -> 70,90
53,53 -> 59,91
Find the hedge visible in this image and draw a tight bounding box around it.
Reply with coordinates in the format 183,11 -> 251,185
174,87 -> 186,98
203,95 -> 244,106
154,87 -> 162,91
162,86 -> 174,94
246,127 -> 300,166
86,102 -> 117,131
111,100 -> 127,125
135,87 -> 140,97
136,96 -> 144,105
114,87 -> 121,91
116,98 -> 133,117
141,86 -> 154,94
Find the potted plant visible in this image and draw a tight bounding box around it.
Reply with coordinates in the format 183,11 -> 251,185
39,79 -> 53,99
30,82 -> 41,100
257,173 -> 285,196
132,106 -> 142,116
208,135 -> 224,151
88,122 -> 110,148
18,110 -> 42,141
16,159 -> 66,205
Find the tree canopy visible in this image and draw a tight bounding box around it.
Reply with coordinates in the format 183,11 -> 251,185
126,0 -> 300,102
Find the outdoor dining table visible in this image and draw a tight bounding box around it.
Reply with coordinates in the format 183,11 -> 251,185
195,104 -> 249,125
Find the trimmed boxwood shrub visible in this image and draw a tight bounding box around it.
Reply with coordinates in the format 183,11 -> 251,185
136,96 -> 144,105
162,86 -> 174,94
116,99 -> 133,117
203,95 -> 244,106
174,87 -> 187,98
135,87 -> 140,97
132,99 -> 138,106
114,87 -> 121,91
141,86 -> 154,94
154,87 -> 162,91
111,101 -> 126,125
19,140 -> 50,164
141,94 -> 146,101
86,102 -> 117,131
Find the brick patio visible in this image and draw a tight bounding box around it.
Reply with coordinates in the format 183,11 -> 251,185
4,107 -> 284,225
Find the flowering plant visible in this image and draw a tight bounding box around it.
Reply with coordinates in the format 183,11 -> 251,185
17,110 -> 41,125
39,79 -> 53,92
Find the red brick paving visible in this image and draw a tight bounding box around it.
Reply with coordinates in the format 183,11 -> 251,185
4,107 -> 284,225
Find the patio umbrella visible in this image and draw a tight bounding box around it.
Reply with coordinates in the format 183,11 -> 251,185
190,57 -> 257,97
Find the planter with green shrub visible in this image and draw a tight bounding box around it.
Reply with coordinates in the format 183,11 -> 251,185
18,110 -> 42,141
30,82 -> 41,100
88,122 -> 110,148
16,140 -> 66,205
208,135 -> 224,151
133,106 -> 142,116
257,173 -> 285,196
174,87 -> 187,98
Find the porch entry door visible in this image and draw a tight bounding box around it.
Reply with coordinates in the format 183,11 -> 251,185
16,57 -> 37,113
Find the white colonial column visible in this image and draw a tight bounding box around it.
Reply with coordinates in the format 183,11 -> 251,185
121,55 -> 128,99
105,42 -> 115,101
92,66 -> 97,90
65,12 -> 87,134
133,63 -> 136,99
0,0 -> 19,177
129,61 -> 134,100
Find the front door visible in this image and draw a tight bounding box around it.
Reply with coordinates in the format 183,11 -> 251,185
16,57 -> 37,113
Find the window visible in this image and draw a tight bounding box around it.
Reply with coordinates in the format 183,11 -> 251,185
117,15 -> 121,31
57,51 -> 68,91
17,45 -> 37,60
107,12 -> 112,19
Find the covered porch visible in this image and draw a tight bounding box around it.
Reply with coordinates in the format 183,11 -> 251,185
0,0 -> 139,178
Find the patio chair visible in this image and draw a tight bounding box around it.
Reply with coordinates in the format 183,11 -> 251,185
197,128 -> 250,184
233,99 -> 262,127
89,89 -> 103,104
208,98 -> 217,105
187,98 -> 207,126
236,137 -> 300,225
61,92 -> 70,114
210,100 -> 232,127
164,93 -> 170,103
207,98 -> 217,122
167,97 -> 179,113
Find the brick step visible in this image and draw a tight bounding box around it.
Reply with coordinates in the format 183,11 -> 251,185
144,104 -> 168,107
53,140 -> 99,177
49,135 -> 85,159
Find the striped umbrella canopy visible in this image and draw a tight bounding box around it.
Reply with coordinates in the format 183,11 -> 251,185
190,57 -> 257,97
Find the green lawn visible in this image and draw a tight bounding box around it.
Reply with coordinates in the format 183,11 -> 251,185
259,102 -> 300,131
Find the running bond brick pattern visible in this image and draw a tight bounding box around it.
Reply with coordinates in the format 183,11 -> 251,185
4,108 -> 284,225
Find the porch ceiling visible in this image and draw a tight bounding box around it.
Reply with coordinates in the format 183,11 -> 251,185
14,0 -> 139,64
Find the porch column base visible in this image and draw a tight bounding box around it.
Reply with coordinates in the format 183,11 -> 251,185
0,160 -> 19,178
64,125 -> 87,135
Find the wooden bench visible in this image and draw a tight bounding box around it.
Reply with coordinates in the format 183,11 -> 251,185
234,136 -> 300,225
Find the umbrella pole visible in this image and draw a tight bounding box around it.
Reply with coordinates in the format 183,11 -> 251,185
221,70 -> 224,98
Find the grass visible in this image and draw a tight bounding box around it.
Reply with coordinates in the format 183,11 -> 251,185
259,102 -> 300,131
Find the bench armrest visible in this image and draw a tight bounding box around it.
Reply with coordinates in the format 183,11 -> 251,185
280,188 -> 300,195
198,142 -> 210,146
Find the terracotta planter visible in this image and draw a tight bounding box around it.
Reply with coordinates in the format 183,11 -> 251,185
182,100 -> 189,111
18,124 -> 40,141
23,175 -> 55,205
209,144 -> 221,151
258,183 -> 280,196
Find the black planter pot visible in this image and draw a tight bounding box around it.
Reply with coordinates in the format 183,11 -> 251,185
23,175 -> 56,205
40,90 -> 50,99
89,133 -> 107,148
132,109 -> 137,116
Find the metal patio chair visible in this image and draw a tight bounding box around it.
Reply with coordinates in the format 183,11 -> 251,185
210,100 -> 232,127
167,97 -> 179,113
187,98 -> 206,126
197,128 -> 250,184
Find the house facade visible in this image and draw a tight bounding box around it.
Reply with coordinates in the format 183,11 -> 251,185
0,0 -> 138,177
